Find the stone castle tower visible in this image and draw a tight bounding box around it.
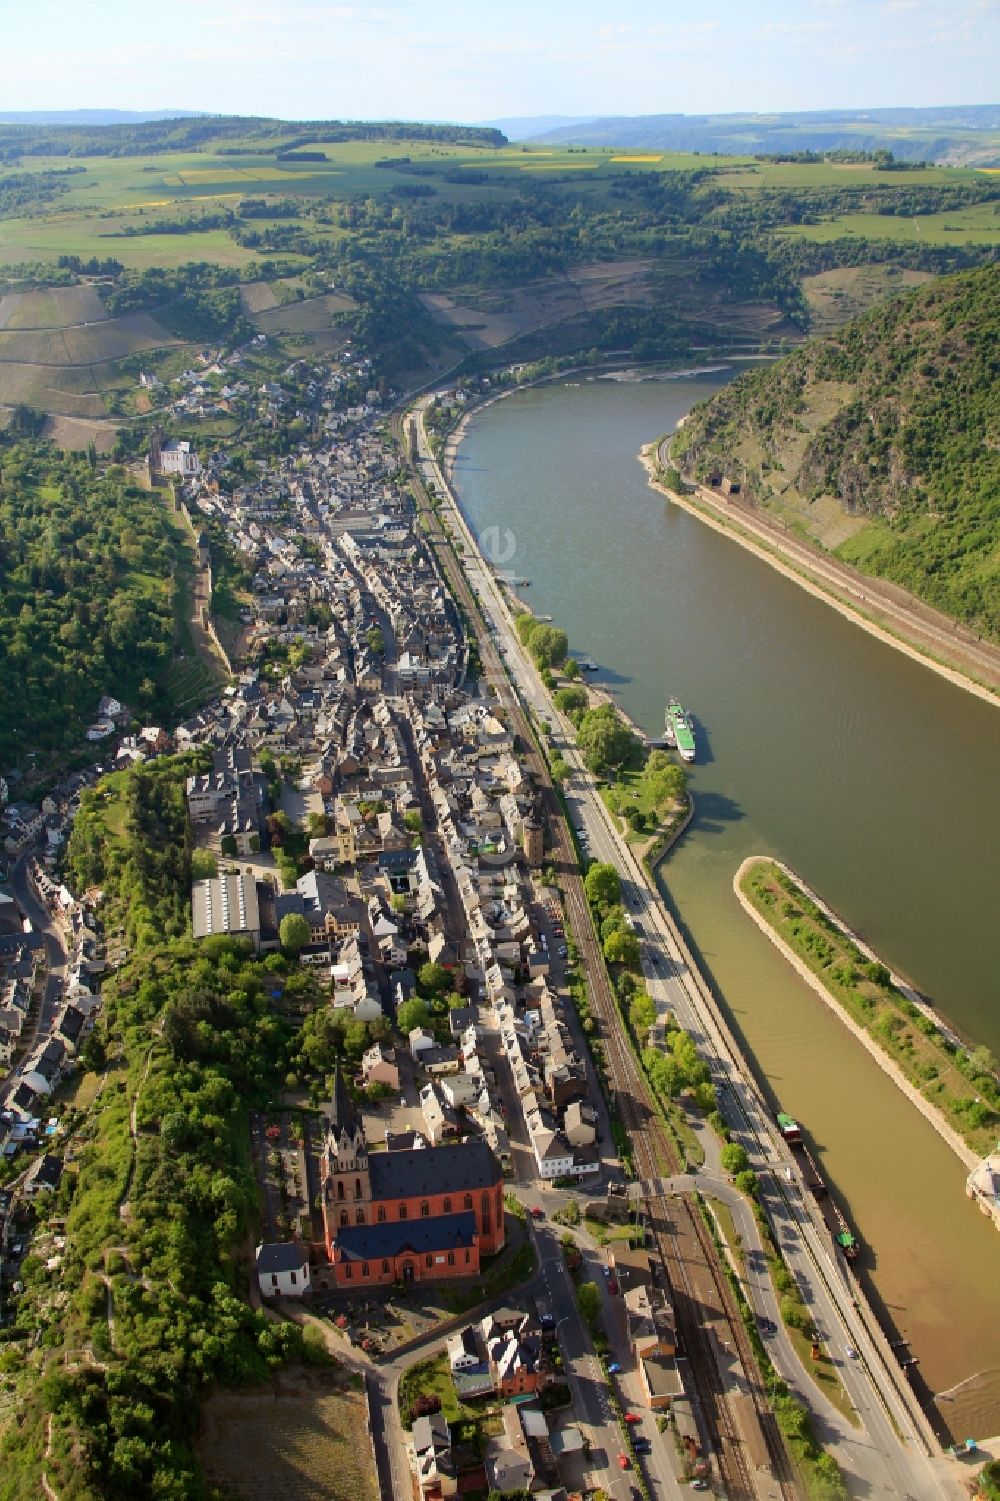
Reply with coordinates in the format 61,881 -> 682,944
522,816 -> 544,867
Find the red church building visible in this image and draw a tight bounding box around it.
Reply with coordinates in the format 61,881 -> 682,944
321,1069 -> 505,1288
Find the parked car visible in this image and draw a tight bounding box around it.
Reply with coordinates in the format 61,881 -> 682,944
607,1361 -> 621,1374
557,945 -> 568,958
633,1438 -> 651,1454
624,1412 -> 641,1425
530,1206 -> 544,1220
692,1483 -> 709,1493
602,1265 -> 611,1278
617,1452 -> 631,1470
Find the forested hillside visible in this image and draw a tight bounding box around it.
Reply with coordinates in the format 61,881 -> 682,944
672,266 -> 1000,638
0,440 -> 189,764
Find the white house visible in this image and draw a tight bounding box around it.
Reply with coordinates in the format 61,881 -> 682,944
446,1326 -> 481,1372
255,1241 -> 311,1298
409,1026 -> 436,1059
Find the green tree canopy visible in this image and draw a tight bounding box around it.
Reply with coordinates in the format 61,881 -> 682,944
629,992 -> 657,1036
584,861 -> 621,912
603,928 -> 641,970
575,1280 -> 602,1334
417,961 -> 451,998
576,703 -> 640,774
721,1142 -> 750,1175
191,848 -> 218,880
397,997 -> 432,1036
279,912 -> 311,953
553,685 -> 588,714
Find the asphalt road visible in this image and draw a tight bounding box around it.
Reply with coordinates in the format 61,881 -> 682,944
1,854 -> 68,1108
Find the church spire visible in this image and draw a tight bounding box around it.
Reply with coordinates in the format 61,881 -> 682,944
330,1062 -> 358,1137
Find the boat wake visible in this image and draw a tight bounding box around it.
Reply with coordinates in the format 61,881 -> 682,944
935,1368 -> 997,1399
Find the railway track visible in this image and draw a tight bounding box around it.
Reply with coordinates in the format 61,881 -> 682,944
392,407 -> 798,1501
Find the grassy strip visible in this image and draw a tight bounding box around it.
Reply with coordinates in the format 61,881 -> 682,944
740,860 -> 999,1157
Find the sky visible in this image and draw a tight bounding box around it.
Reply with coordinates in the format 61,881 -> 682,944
4,0 -> 999,122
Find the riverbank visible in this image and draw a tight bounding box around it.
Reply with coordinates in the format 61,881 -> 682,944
734,857 -> 985,1173
448,375 -> 1000,1443
440,359 -> 762,486
640,447 -> 1000,707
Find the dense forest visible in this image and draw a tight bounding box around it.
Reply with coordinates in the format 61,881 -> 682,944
0,441 -> 186,765
672,265 -> 1000,637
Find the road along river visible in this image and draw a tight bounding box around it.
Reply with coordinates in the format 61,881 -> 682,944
450,369 -> 1000,1441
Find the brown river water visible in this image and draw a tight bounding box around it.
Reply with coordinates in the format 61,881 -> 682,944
452,370 -> 1000,1440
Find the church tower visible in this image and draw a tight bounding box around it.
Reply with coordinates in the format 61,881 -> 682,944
323,1067 -> 372,1236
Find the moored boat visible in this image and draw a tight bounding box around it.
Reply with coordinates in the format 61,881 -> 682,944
665,698 -> 696,762
777,1111 -> 803,1147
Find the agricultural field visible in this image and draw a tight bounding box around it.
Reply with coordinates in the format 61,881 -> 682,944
778,199 -> 1000,245
1,120 -> 997,432
196,1367 -> 378,1501
248,289 -> 357,337
715,158 -> 984,191
0,309 -> 179,364
4,140 -> 990,281
0,283 -> 107,328
420,259 -> 654,350
0,360 -> 106,416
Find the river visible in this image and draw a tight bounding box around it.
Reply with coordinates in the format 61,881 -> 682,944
451,370 -> 1000,1440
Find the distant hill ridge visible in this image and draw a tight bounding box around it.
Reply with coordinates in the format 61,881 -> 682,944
671,265 -> 1000,638
509,105 -> 1000,166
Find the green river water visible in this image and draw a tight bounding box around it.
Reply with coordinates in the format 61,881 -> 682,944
451,370 -> 1000,1439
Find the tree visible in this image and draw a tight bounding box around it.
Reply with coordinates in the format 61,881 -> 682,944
584,861 -> 621,912
515,612 -> 537,645
390,892 -> 407,914
564,658 -> 580,679
604,928 -> 641,970
191,848 -> 218,880
629,992 -> 657,1036
404,810 -> 422,833
528,625 -> 568,670
418,961 -> 451,998
396,997 -> 431,1036
721,1142 -> 750,1175
734,1169 -> 759,1198
575,1280 -> 602,1334
576,703 -> 639,774
967,1044 -> 997,1080
80,1029 -> 106,1073
672,1029 -> 710,1088
366,625 -> 385,654
643,1048 -> 683,1101
553,685 -> 588,714
550,755 -> 570,783
307,811 -> 329,838
279,912 -> 311,954
600,907 -> 626,943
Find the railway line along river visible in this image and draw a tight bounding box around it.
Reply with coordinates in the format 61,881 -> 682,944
450,369 -> 1000,1442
